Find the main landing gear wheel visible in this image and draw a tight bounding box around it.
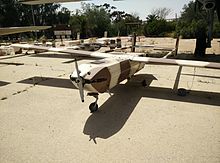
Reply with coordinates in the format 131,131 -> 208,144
87,92 -> 99,113
177,88 -> 187,97
142,79 -> 147,87
89,102 -> 98,113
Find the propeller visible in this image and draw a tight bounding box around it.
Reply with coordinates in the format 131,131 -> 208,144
74,59 -> 84,102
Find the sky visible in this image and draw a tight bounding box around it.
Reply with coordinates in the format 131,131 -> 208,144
61,0 -> 192,20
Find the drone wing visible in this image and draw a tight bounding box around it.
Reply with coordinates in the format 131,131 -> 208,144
0,26 -> 51,36
19,0 -> 86,5
129,56 -> 220,69
11,43 -> 111,58
11,43 -> 220,69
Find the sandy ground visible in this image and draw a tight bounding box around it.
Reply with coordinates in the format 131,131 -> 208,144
0,38 -> 220,163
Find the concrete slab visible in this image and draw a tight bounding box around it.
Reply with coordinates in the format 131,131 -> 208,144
0,48 -> 220,162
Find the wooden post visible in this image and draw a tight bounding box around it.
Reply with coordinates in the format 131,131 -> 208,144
77,32 -> 80,40
104,31 -> 108,38
175,35 -> 180,56
131,32 -> 136,52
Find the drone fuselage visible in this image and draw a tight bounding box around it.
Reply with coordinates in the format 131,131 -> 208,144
70,58 -> 145,93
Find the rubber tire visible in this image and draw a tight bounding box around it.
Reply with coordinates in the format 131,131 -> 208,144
177,88 -> 187,97
142,80 -> 147,87
89,102 -> 98,113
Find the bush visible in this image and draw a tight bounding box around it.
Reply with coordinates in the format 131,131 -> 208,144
213,22 -> 220,38
143,19 -> 176,37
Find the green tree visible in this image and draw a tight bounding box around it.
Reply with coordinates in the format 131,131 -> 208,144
69,3 -> 113,38
111,11 -> 142,36
0,1 -> 69,27
178,1 -> 207,39
213,22 -> 220,37
151,7 -> 172,19
0,0 -> 28,27
69,11 -> 88,38
178,1 -> 220,57
82,3 -> 111,37
143,14 -> 175,37
32,4 -> 61,26
57,7 -> 71,24
178,1 -> 219,38
0,0 -> 72,39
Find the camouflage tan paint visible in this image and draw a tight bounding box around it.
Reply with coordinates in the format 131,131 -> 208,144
118,60 -> 131,83
71,58 -> 145,93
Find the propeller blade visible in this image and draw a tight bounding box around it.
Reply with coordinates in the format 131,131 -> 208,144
74,59 -> 84,102
78,79 -> 84,102
75,58 -> 80,77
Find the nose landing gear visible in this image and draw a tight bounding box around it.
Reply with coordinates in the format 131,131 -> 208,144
142,79 -> 147,87
89,102 -> 98,113
87,92 -> 99,113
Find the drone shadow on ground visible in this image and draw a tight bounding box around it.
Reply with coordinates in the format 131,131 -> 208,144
17,76 -> 77,89
0,54 -> 27,60
0,80 -> 10,87
83,73 -> 220,142
17,74 -> 220,143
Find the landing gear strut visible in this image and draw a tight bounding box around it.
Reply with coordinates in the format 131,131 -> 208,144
87,92 -> 99,113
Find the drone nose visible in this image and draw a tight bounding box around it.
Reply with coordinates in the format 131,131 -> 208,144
76,79 -> 80,83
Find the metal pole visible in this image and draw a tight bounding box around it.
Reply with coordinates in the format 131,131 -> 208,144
131,32 -> 136,52
175,13 -> 180,56
31,5 -> 37,40
175,36 -> 180,56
